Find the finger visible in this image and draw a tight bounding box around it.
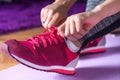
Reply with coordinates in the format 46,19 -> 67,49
75,17 -> 82,32
41,9 -> 48,25
44,11 -> 53,28
70,19 -> 76,35
40,8 -> 44,21
48,13 -> 60,27
58,22 -> 65,37
65,20 -> 70,37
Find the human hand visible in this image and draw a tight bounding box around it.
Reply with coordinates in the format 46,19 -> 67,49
40,1 -> 69,28
58,11 -> 101,41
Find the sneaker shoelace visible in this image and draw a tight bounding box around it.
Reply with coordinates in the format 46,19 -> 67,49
28,27 -> 64,48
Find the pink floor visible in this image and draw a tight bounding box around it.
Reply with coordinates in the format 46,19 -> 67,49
0,34 -> 120,80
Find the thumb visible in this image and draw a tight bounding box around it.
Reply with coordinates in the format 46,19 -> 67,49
84,23 -> 93,32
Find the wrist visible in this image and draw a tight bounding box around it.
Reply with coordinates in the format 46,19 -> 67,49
54,0 -> 77,10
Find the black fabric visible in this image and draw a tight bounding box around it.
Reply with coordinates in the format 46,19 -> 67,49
82,17 -> 120,47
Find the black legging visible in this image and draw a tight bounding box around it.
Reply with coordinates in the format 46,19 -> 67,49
81,17 -> 120,47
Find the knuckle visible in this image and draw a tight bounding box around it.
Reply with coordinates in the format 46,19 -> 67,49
55,12 -> 60,17
49,9 -> 54,14
41,8 -> 46,12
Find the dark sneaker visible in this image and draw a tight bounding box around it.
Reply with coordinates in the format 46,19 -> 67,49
81,37 -> 106,54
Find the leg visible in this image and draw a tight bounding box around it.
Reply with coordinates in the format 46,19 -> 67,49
80,12 -> 120,47
80,0 -> 106,54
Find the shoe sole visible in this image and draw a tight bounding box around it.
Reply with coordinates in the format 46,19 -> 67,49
1,43 -> 78,75
80,46 -> 106,54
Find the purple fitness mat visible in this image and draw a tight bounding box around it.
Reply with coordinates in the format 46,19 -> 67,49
0,1 -> 86,34
0,34 -> 120,80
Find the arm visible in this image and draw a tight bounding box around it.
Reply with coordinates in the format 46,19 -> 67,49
54,0 -> 77,10
58,0 -> 120,42
91,0 -> 120,21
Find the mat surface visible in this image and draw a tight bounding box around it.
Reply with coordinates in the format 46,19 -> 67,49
0,34 -> 120,80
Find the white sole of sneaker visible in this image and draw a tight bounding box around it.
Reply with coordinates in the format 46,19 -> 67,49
80,46 -> 106,54
1,43 -> 79,75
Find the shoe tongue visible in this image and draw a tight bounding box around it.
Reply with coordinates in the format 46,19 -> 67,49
65,39 -> 80,52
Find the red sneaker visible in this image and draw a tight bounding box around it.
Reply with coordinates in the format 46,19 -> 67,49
80,37 -> 106,54
1,27 -> 79,75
